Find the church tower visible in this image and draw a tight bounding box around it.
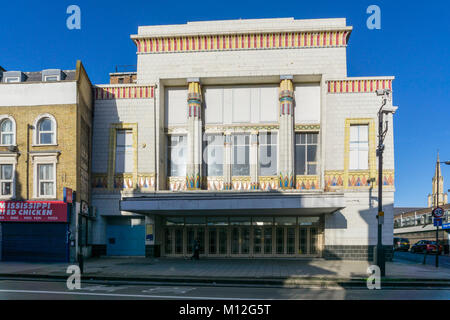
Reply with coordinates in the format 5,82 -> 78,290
428,152 -> 448,207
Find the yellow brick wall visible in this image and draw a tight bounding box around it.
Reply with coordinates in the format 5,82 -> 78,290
0,104 -> 78,201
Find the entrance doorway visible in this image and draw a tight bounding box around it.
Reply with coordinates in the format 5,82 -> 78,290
162,216 -> 323,258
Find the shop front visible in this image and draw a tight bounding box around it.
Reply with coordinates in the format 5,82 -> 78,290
0,201 -> 69,262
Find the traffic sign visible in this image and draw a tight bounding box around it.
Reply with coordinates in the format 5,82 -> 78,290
434,218 -> 442,227
443,223 -> 450,230
432,207 -> 444,218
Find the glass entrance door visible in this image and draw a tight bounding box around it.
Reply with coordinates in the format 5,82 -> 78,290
207,227 -> 228,256
230,226 -> 250,256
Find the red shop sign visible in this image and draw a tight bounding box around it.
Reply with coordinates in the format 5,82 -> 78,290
0,201 -> 68,223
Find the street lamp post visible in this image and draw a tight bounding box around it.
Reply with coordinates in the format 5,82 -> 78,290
435,158 -> 450,268
375,89 -> 397,277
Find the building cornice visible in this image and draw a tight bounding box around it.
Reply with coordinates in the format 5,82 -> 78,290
327,77 -> 394,94
93,85 -> 155,100
131,29 -> 352,54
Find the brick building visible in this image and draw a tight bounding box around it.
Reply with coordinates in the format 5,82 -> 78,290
91,18 -> 397,260
0,61 -> 94,262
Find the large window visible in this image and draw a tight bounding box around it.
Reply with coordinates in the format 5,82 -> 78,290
0,118 -> 14,145
204,134 -> 224,176
115,130 -> 133,173
295,133 -> 318,175
38,163 -> 55,197
349,125 -> 369,170
0,164 -> 13,197
232,134 -> 250,176
259,132 -> 277,176
168,135 -> 187,176
36,117 -> 56,145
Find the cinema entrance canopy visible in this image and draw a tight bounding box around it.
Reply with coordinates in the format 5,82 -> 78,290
119,192 -> 345,216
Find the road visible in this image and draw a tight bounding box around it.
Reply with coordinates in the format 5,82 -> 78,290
394,251 -> 450,268
0,279 -> 449,300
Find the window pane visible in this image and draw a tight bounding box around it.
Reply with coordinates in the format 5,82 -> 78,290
1,119 -> 12,132
307,145 -> 317,162
204,135 -> 223,176
1,164 -> 12,180
40,182 -> 54,196
259,132 -> 277,176
307,164 -> 317,175
168,135 -> 187,176
2,133 -> 13,145
295,145 -> 306,174
232,135 -> 250,176
39,164 -> 53,180
40,132 -> 54,144
358,150 -> 369,170
2,182 -> 11,195
39,118 -> 53,131
349,125 -> 369,170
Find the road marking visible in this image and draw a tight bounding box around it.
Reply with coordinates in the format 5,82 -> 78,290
142,286 -> 196,294
82,285 -> 130,292
0,289 -> 272,300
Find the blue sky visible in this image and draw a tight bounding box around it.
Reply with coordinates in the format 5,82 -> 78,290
1,0 -> 449,207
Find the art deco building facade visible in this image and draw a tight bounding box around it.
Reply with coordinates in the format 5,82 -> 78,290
91,18 -> 396,260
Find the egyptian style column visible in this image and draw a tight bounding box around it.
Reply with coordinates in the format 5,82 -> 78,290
278,76 -> 295,189
186,79 -> 203,190
223,132 -> 232,190
250,131 -> 259,190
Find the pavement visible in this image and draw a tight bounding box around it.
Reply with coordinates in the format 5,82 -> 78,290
1,253 -> 450,288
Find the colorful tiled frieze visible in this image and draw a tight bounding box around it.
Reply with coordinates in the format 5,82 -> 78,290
295,176 -> 319,190
168,177 -> 187,191
186,173 -> 201,190
324,171 -> 344,187
94,85 -> 155,100
133,30 -> 351,54
137,174 -> 156,190
232,176 -> 252,191
278,173 -> 294,189
347,171 -> 372,187
259,176 -> 278,191
324,170 -> 395,188
114,174 -> 134,189
380,170 -> 395,186
92,173 -> 108,189
327,79 -> 393,94
206,177 -> 224,191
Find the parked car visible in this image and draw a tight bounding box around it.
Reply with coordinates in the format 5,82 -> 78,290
410,240 -> 443,255
393,237 -> 410,251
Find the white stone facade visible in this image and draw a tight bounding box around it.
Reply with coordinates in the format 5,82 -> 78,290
91,18 -> 396,260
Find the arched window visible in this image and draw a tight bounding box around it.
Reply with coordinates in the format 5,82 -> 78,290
36,116 -> 56,145
0,117 -> 15,145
